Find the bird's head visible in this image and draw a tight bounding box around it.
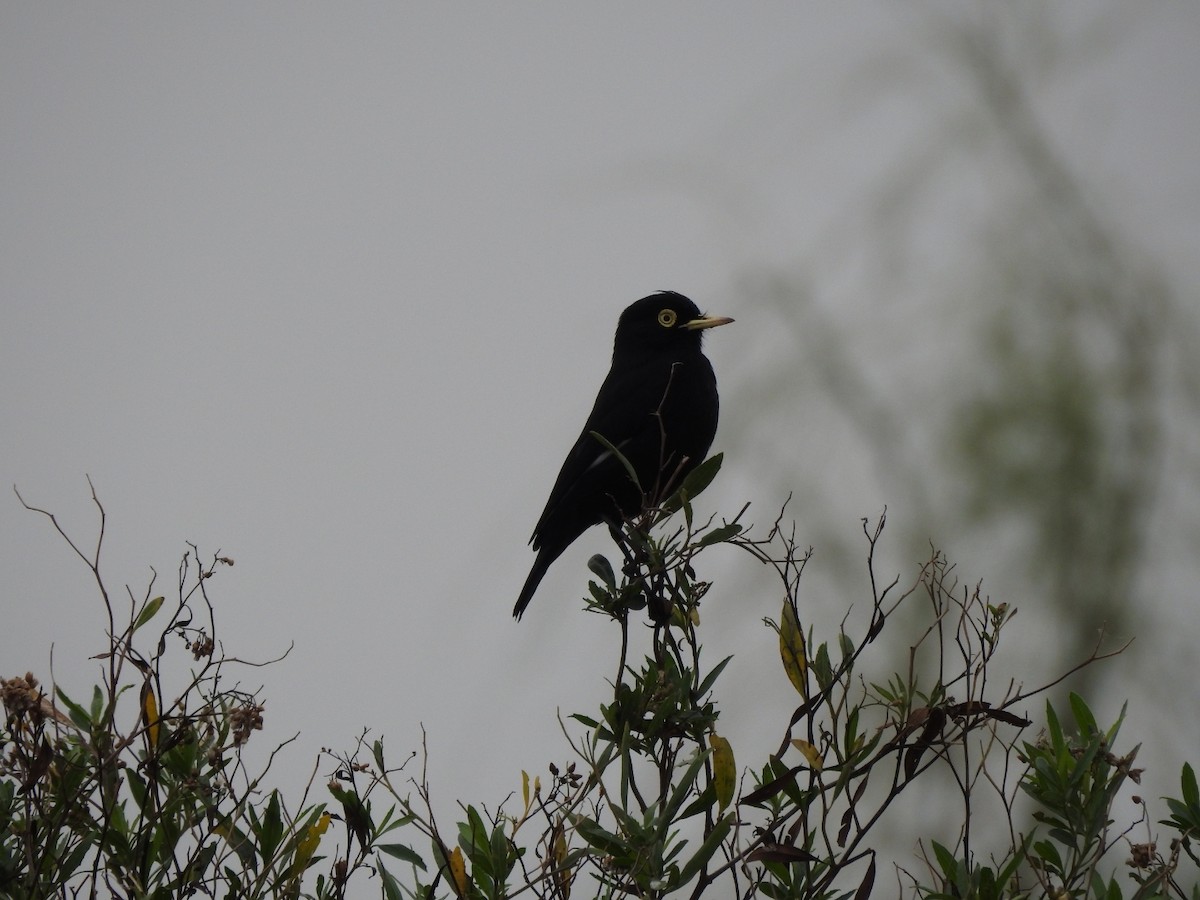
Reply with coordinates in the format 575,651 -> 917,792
613,291 -> 734,356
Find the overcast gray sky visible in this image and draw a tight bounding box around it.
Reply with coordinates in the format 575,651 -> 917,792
4,3 -> 1198,857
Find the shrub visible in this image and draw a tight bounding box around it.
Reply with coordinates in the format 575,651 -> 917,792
4,466 -> 1195,898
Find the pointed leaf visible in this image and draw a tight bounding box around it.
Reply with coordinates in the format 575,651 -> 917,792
290,811 -> 330,877
674,814 -> 732,888
54,686 -> 91,729
448,846 -> 468,897
571,816 -> 628,858
1181,762 -> 1199,809
1068,692 -> 1098,737
741,762 -> 804,807
663,453 -> 724,513
372,739 -> 387,772
679,784 -> 717,820
214,818 -> 257,868
696,655 -> 733,697
709,733 -> 736,812
930,840 -> 959,879
748,843 -> 818,864
90,684 -> 104,722
853,855 -> 876,900
679,452 -> 723,499
778,603 -> 808,698
378,861 -> 404,900
588,432 -> 640,491
379,842 -> 426,869
664,750 -> 710,819
141,681 -> 160,750
134,596 -> 165,632
258,791 -> 284,861
696,522 -> 743,549
791,739 -> 823,772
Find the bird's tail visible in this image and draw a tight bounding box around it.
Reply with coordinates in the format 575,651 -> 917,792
513,550 -> 553,620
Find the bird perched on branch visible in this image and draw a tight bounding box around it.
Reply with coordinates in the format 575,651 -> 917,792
514,291 -> 733,619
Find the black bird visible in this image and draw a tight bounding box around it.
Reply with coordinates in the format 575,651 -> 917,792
514,291 -> 733,619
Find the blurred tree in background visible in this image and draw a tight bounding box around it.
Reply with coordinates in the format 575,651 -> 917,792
721,5 -> 1197,701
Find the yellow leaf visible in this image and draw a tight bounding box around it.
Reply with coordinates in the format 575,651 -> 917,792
522,770 -> 530,809
141,682 -> 160,750
778,603 -> 808,698
553,828 -> 572,899
709,733 -> 736,812
293,812 -> 331,872
449,846 -> 468,897
791,739 -> 824,772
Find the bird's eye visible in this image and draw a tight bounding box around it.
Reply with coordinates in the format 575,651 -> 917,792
657,309 -> 678,328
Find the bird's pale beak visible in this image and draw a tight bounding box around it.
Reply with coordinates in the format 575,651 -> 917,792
682,314 -> 734,331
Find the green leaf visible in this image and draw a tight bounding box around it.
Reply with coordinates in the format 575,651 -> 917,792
572,815 -> 628,858
328,782 -> 372,849
838,632 -> 855,661
696,522 -> 743,548
679,783 -> 717,820
372,738 -> 387,773
587,554 -> 616,590
54,685 -> 92,729
663,453 -> 724,513
1068,692 -> 1097,737
378,861 -> 404,900
489,821 -> 511,879
588,432 -> 641,492
1182,762 -> 1199,808
134,595 -> 165,632
126,767 -> 148,812
1045,700 -> 1064,752
258,791 -> 284,863
930,841 -> 964,887
664,750 -> 711,820
379,842 -> 427,869
695,655 -> 732,697
1032,839 -> 1063,873
376,808 -> 416,837
90,684 -> 105,723
1089,870 -> 1121,900
213,818 -> 257,869
58,839 -> 94,882
674,814 -> 732,888
994,833 -> 1033,888
812,643 -> 833,691
682,452 -> 723,495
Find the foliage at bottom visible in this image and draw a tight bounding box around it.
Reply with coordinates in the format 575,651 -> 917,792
3,465 -> 1197,898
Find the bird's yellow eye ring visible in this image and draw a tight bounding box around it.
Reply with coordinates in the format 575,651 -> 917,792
657,309 -> 678,328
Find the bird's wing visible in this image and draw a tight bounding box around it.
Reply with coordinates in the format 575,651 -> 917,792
529,364 -> 666,548
530,430 -> 642,540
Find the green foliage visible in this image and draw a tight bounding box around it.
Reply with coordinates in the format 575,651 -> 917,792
4,472 -> 1198,898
